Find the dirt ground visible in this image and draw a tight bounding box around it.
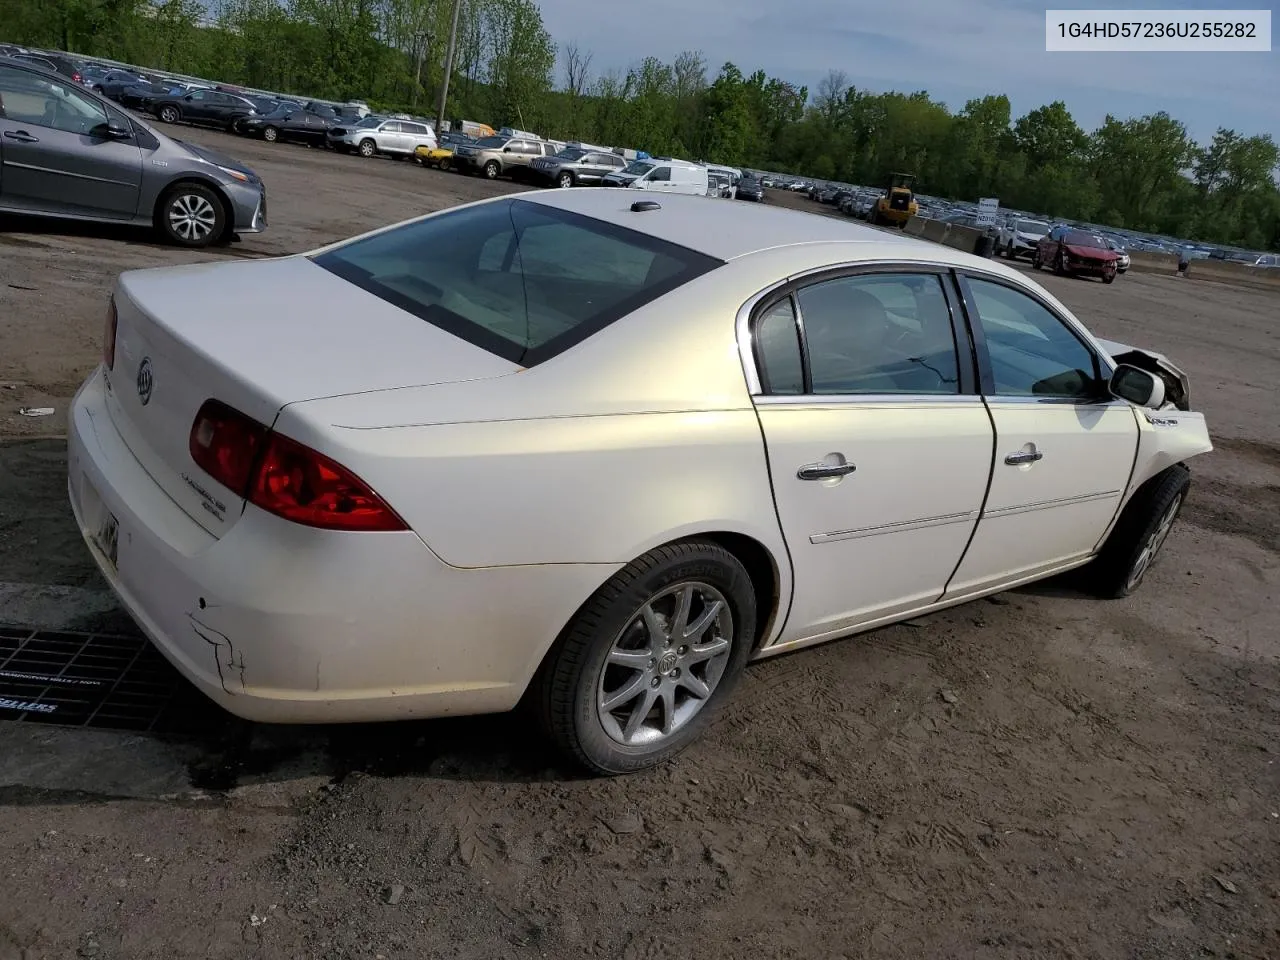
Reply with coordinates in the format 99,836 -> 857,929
1,129 -> 1277,960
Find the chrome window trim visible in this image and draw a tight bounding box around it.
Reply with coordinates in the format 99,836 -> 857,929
754,393 -> 983,408
983,396 -> 1129,407
736,257 -> 1085,399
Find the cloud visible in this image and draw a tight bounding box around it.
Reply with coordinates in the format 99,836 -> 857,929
540,0 -> 1278,143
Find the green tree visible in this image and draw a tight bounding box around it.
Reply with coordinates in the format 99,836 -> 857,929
482,0 -> 554,127
1090,112 -> 1195,230
701,63 -> 756,166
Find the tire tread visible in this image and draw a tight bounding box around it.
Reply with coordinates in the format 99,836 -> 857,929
1088,464 -> 1191,598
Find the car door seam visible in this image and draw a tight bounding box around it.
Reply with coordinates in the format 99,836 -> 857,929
940,272 -> 997,598
746,396 -> 796,652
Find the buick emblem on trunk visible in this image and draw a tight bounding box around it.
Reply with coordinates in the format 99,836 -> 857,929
136,357 -> 154,406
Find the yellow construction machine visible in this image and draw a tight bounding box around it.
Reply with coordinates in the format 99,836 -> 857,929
870,172 -> 918,227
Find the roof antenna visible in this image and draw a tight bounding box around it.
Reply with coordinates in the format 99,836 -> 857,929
630,200 -> 661,212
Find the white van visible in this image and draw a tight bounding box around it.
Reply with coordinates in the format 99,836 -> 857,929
706,163 -> 742,197
603,159 -> 709,196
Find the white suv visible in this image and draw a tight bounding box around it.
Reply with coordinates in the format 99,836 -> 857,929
329,117 -> 437,158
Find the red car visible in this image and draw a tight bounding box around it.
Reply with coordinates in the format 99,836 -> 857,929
1033,226 -> 1120,283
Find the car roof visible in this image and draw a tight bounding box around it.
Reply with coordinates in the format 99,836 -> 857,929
516,190 -> 921,261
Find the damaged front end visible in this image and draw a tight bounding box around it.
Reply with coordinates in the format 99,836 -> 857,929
1096,339 -> 1192,411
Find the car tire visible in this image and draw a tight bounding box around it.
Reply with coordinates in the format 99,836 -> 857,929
1088,465 -> 1191,599
483,160 -> 501,179
536,539 -> 756,775
1103,269 -> 1116,284
158,105 -> 180,123
262,126 -> 279,143
438,158 -> 451,172
356,138 -> 375,157
156,182 -> 226,249
558,171 -> 575,189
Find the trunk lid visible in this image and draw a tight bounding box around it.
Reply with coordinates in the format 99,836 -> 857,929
105,255 -> 518,536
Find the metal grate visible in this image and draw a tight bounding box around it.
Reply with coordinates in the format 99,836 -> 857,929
0,624 -> 229,735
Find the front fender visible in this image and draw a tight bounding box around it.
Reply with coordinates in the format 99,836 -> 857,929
1127,409 -> 1212,498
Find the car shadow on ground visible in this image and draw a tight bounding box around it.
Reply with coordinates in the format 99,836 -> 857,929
0,214 -> 260,258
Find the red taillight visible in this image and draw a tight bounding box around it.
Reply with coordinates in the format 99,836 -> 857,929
250,432 -> 407,531
188,400 -> 405,532
104,298 -> 117,370
189,400 -> 268,495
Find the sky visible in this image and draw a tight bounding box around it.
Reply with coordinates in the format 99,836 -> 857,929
537,0 -> 1279,145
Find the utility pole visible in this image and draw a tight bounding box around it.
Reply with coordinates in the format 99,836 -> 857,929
435,0 -> 463,135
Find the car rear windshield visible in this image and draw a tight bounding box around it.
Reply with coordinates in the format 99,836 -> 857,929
311,198 -> 723,366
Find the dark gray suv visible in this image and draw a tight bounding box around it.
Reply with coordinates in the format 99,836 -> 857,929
530,147 -> 628,188
0,58 -> 266,247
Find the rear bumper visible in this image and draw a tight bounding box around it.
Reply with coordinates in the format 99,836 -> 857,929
67,367 -> 613,724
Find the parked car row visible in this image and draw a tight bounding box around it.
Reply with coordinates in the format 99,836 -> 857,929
5,42 -> 1275,264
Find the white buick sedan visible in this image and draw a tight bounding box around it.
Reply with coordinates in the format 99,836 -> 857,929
68,190 -> 1211,774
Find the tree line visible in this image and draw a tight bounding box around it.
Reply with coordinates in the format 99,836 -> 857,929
3,0 -> 1277,250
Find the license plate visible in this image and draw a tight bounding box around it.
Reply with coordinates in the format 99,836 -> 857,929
94,511 -> 119,572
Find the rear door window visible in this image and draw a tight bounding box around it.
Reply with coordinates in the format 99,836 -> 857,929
312,199 -> 722,365
796,274 -> 961,395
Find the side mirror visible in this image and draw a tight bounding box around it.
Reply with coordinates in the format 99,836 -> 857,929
91,120 -> 132,141
1109,364 -> 1165,408
502,146 -> 512,153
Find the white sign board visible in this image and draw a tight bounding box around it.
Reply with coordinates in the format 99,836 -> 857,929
976,197 -> 1000,227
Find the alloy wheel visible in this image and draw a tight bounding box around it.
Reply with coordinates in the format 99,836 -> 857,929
167,193 -> 217,244
596,581 -> 733,746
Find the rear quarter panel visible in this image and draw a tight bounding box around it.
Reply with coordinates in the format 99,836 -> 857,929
272,403 -> 784,571
271,257 -> 812,572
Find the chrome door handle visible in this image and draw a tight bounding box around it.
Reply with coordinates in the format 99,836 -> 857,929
1004,451 -> 1044,465
797,461 -> 857,480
